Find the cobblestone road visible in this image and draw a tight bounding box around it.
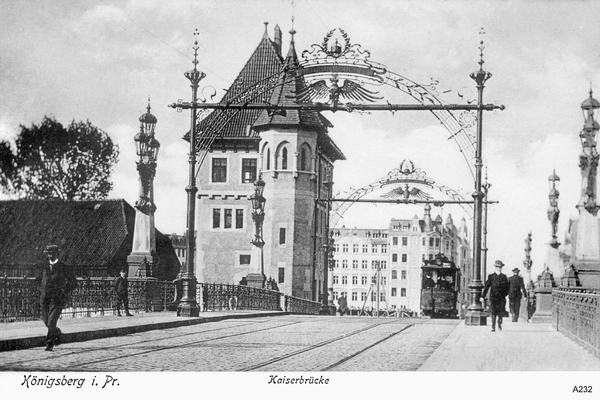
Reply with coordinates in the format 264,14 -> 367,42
0,316 -> 459,372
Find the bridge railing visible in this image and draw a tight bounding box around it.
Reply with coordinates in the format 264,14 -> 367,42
552,288 -> 600,358
283,295 -> 321,314
1,276 -> 322,322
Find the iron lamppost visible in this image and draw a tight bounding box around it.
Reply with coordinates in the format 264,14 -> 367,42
548,170 -> 560,249
246,174 -> 266,288
127,102 -> 160,277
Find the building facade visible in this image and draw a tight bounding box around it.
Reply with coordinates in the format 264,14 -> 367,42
194,25 -> 344,299
331,206 -> 471,315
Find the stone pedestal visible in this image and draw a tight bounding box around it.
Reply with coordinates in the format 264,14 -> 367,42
246,272 -> 266,289
531,268 -> 556,323
127,253 -> 154,277
573,208 -> 600,289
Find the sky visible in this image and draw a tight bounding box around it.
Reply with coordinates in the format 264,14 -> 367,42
1,0 -> 600,283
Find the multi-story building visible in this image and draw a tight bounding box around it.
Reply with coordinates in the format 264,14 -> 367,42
194,25 -> 344,299
331,205 -> 471,314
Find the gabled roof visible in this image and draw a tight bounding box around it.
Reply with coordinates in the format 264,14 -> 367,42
0,199 -> 180,280
192,28 -> 283,142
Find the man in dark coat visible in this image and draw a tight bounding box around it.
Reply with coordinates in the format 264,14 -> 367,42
508,268 -> 527,322
480,259 -> 510,332
338,293 -> 349,316
113,268 -> 133,317
38,244 -> 78,351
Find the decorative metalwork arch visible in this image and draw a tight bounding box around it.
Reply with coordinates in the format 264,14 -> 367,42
329,159 -> 472,228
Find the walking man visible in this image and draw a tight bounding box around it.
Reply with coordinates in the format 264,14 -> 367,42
39,244 -> 77,351
508,268 -> 527,322
480,260 -> 510,332
114,268 -> 133,317
338,293 -> 349,316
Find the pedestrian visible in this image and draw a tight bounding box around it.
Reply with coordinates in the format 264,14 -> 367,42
480,259 -> 510,332
338,293 -> 349,316
38,244 -> 78,351
113,268 -> 133,317
508,267 -> 527,322
202,284 -> 209,311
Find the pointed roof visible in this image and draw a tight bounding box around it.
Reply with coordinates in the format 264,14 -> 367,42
253,30 -> 345,161
192,25 -> 283,141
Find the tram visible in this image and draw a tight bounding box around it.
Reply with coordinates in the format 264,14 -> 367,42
420,253 -> 460,318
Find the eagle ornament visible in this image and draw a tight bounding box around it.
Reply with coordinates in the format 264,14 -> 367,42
297,76 -> 382,109
381,184 -> 433,202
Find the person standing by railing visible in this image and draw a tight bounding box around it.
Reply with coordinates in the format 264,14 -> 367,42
114,268 -> 133,317
37,245 -> 77,351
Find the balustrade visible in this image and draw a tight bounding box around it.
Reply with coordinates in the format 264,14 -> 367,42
553,288 -> 600,358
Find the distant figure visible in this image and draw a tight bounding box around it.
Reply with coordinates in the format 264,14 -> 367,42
481,260 -> 510,332
508,268 -> 527,322
423,274 -> 435,289
437,276 -> 451,290
38,245 -> 77,351
338,293 -> 349,316
202,284 -> 209,311
114,268 -> 133,317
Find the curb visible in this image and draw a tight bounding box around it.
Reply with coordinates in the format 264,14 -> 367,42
0,311 -> 287,352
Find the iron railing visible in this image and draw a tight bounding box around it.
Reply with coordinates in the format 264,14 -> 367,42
553,288 -> 600,358
1,276 -> 322,322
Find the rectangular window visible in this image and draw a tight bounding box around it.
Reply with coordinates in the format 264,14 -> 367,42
335,260 -> 339,269
353,244 -> 359,253
381,244 -> 387,253
241,158 -> 257,183
239,254 -> 251,265
335,244 -> 339,252
422,237 -> 426,246
392,270 -> 397,279
352,276 -> 358,285
212,209 -> 221,228
333,291 -> 338,300
435,238 -> 440,247
429,237 -> 434,246
402,237 -> 408,246
391,288 -> 397,297
361,276 -> 367,285
393,237 -> 398,246
381,277 -> 386,285
278,267 -> 285,283
333,275 -> 338,284
371,292 -> 376,301
392,254 -> 398,262
401,288 -> 407,297
381,261 -> 387,269
372,245 -> 378,253
401,270 -> 407,279
211,158 -> 227,182
342,276 -> 347,285
224,209 -> 232,229
352,292 -> 357,301
401,254 -> 407,262
362,260 -> 368,269
361,292 -> 367,301
236,209 -> 244,229
380,292 -> 385,301
352,260 -> 358,269
343,244 -> 348,253
279,228 -> 286,245
362,244 -> 368,253
342,260 -> 348,269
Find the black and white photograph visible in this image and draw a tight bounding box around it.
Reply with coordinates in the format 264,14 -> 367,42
1,1 -> 600,398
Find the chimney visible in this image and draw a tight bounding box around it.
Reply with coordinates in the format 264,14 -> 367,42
274,25 -> 282,56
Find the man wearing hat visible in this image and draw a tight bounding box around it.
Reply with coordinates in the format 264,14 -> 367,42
39,244 -> 78,351
480,260 -> 510,332
113,268 -> 133,317
508,267 -> 527,322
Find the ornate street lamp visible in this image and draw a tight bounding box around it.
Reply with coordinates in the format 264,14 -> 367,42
579,89 -> 600,215
481,168 -> 491,278
548,170 -> 560,249
176,33 -> 206,317
127,101 -> 160,277
246,174 -> 266,288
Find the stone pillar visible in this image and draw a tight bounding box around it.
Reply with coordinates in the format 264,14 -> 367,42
531,267 -> 556,323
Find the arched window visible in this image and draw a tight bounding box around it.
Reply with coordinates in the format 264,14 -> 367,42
266,148 -> 271,170
300,148 -> 307,171
282,147 -> 288,170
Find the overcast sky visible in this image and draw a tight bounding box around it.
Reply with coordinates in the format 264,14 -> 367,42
2,0 -> 600,281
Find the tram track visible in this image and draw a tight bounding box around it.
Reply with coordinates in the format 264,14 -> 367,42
241,320 -> 412,371
0,318 -> 286,370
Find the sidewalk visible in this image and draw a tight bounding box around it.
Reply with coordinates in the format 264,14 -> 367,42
418,319 -> 600,371
0,310 -> 285,352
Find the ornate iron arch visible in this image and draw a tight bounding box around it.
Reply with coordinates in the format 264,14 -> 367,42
329,159 -> 472,228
